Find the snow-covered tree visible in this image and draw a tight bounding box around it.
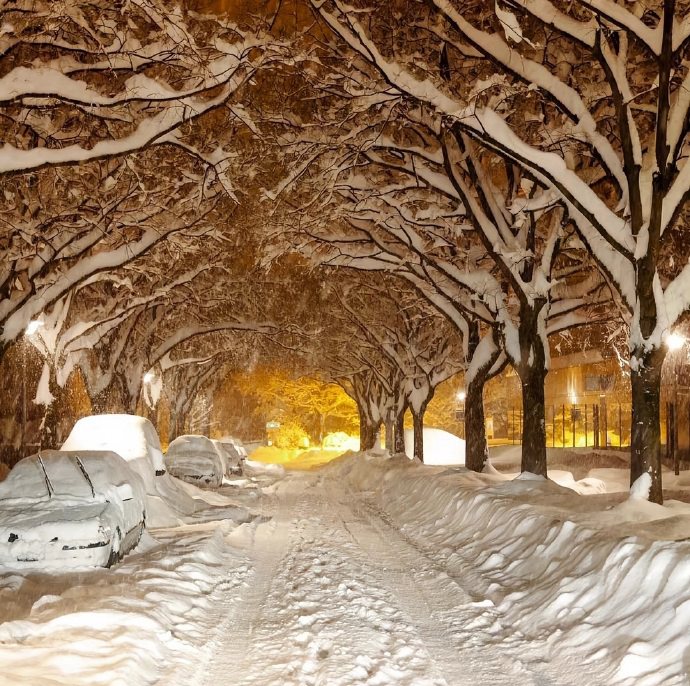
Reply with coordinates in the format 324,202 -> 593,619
258,20 -> 608,475
329,278 -> 463,461
0,0 -> 279,176
304,0 -> 688,501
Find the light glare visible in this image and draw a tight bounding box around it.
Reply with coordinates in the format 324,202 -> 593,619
666,332 -> 686,351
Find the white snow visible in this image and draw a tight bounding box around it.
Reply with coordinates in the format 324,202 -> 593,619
1,444 -> 689,686
403,427 -> 466,465
630,472 -> 652,500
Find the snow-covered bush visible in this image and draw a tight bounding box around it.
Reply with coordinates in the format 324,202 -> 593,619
273,420 -> 310,450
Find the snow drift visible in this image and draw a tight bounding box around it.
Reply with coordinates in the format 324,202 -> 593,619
403,427 -> 465,465
324,451 -> 690,686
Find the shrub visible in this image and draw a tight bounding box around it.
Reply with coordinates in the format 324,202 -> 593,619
273,420 -> 309,450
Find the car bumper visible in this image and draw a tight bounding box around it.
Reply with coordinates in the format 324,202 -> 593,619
0,534 -> 111,569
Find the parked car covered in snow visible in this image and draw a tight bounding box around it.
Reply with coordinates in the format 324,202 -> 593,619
0,450 -> 146,568
214,436 -> 247,475
62,414 -> 166,492
165,435 -> 224,488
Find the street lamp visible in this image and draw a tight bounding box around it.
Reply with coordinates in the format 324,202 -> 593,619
455,389 -> 466,439
666,332 -> 686,352
25,320 -> 44,336
665,332 -> 686,475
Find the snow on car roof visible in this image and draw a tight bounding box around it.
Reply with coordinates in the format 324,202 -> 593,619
168,434 -> 215,449
61,414 -> 164,472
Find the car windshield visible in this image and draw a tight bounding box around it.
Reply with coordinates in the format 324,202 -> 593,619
0,453 -> 95,501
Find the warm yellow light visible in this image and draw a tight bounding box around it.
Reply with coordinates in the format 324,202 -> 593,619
456,390 -> 466,402
666,332 -> 686,351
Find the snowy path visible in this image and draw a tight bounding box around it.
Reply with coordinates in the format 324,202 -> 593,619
188,472 -> 603,686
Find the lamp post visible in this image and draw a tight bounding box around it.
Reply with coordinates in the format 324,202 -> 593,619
665,332 -> 686,475
456,389 -> 466,439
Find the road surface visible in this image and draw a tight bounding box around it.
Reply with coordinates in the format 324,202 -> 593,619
180,470 -> 606,686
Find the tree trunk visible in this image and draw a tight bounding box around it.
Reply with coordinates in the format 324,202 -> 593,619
411,408 -> 425,462
464,321 -> 500,473
384,414 -> 394,452
394,405 -> 406,453
168,406 -> 179,441
126,390 -> 139,415
319,413 -> 326,447
357,405 -> 377,451
37,368 -> 61,450
514,300 -> 548,476
519,361 -> 548,476
465,375 -> 488,472
91,375 -> 127,414
630,350 -> 665,504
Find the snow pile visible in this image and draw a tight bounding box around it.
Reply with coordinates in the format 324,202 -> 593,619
0,523 -> 251,686
404,427 -> 465,465
325,452 -> 690,686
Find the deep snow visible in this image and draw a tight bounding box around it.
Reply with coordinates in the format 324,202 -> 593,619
0,449 -> 688,685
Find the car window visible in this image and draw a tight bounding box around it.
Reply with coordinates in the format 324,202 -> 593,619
41,453 -> 94,499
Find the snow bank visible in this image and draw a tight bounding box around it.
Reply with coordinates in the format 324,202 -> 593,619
403,427 -> 465,465
0,523 -> 251,686
325,452 -> 690,686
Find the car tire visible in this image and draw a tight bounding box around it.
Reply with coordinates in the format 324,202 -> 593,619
107,527 -> 122,568
134,521 -> 144,548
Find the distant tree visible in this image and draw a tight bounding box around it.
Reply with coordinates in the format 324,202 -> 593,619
233,366 -> 358,445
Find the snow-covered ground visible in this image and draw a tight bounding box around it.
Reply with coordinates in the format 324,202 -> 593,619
0,450 -> 689,685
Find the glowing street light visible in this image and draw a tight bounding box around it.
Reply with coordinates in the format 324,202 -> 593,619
456,390 -> 466,402
665,332 -> 686,351
143,371 -> 155,384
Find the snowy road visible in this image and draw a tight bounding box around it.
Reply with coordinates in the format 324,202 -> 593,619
183,471 -> 606,686
4,454 -> 687,686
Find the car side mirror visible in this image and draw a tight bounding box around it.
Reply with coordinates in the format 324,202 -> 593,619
116,484 -> 134,501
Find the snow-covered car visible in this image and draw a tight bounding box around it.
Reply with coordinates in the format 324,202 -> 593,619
215,436 -> 247,475
61,414 -> 166,492
0,450 -> 146,569
165,435 -> 224,488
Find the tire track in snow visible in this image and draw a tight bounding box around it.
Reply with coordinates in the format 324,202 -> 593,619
191,471 -> 597,686
320,478 -> 517,686
324,477 -> 599,686
194,484 -> 293,686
